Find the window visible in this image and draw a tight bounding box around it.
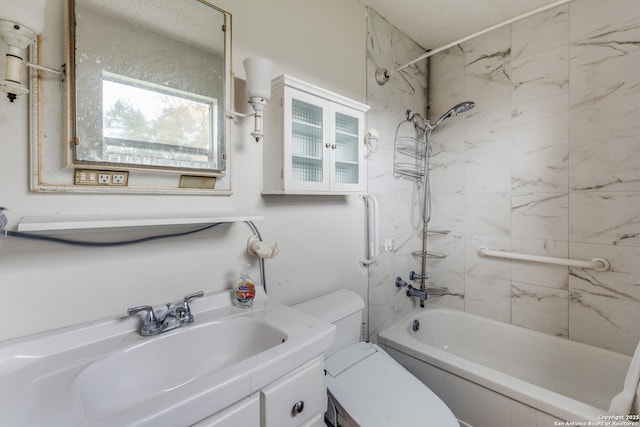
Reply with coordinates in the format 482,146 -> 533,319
101,72 -> 219,170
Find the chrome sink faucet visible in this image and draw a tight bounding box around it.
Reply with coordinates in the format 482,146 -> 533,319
127,291 -> 204,336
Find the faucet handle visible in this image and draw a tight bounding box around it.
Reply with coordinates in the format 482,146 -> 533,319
409,270 -> 425,281
127,305 -> 158,324
395,277 -> 408,288
183,291 -> 204,307
180,291 -> 204,323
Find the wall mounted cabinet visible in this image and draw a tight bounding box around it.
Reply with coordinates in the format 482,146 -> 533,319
263,75 -> 369,195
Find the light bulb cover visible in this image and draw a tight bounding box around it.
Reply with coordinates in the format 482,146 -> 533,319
0,0 -> 46,35
243,57 -> 274,101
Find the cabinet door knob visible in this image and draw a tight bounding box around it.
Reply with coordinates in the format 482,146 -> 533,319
331,144 -> 336,149
325,143 -> 331,148
292,400 -> 305,415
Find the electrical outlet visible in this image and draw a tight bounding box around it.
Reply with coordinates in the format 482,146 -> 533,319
112,173 -> 127,185
74,169 -> 128,186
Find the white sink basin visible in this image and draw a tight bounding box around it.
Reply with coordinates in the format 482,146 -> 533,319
74,317 -> 287,419
0,289 -> 334,427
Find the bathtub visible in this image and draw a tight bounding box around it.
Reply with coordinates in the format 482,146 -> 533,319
378,308 -> 633,427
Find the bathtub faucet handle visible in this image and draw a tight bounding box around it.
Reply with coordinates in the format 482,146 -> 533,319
395,277 -> 408,288
409,270 -> 425,281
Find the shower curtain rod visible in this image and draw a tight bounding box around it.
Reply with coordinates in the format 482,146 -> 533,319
375,0 -> 576,85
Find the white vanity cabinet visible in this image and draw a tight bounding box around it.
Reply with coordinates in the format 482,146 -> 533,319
190,356 -> 326,427
0,286 -> 335,427
263,75 -> 369,195
261,356 -> 326,427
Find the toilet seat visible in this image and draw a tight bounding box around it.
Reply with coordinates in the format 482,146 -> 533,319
325,342 -> 458,427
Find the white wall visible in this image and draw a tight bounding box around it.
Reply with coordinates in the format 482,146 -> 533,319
0,0 -> 368,342
364,9 -> 428,340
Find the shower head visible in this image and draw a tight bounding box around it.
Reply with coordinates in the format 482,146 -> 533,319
433,101 -> 475,128
453,101 -> 476,114
404,102 -> 474,133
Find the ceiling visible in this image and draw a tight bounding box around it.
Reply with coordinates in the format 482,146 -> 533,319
360,0 -> 569,51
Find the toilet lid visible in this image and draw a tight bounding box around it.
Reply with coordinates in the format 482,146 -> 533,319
326,343 -> 458,427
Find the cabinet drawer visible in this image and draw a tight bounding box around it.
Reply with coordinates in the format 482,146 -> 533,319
190,393 -> 260,427
261,356 -> 325,427
300,413 -> 324,427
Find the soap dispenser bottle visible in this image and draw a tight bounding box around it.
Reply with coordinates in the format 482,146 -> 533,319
233,266 -> 256,308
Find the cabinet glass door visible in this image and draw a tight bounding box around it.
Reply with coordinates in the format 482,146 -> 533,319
331,105 -> 364,191
334,111 -> 360,185
291,98 -> 325,184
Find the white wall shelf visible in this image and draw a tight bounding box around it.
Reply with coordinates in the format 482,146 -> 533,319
17,214 -> 263,234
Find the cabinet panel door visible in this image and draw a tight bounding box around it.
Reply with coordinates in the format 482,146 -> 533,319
283,88 -> 330,191
190,393 -> 260,427
330,103 -> 365,192
261,357 -> 325,427
300,412 -> 324,427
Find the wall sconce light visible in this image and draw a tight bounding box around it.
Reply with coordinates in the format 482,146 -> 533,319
0,0 -> 63,102
227,57 -> 274,142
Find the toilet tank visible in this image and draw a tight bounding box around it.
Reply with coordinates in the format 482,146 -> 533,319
293,289 -> 364,357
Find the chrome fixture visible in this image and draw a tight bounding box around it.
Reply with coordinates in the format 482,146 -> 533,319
412,319 -> 420,332
411,249 -> 448,259
394,102 -> 475,185
127,291 -> 204,336
433,102 -> 476,127
405,102 -> 476,133
395,102 -> 475,307
427,228 -> 450,235
395,276 -> 408,288
409,270 -> 424,281
405,285 -> 428,303
396,276 -> 427,302
397,274 -> 448,302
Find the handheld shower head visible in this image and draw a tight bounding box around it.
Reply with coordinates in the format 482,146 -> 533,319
454,101 -> 476,114
433,101 -> 475,127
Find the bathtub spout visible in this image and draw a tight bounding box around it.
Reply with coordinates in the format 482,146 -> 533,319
406,284 -> 428,303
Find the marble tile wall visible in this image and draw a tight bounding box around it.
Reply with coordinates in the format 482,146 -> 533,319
427,0 -> 640,355
365,9 -> 428,341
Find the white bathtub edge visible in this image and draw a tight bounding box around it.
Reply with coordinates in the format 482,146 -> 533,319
378,310 -> 609,423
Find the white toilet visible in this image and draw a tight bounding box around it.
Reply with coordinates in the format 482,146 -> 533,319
294,289 -> 458,427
